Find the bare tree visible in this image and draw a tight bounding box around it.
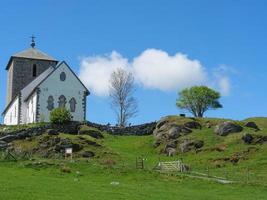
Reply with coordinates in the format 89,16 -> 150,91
109,68 -> 137,127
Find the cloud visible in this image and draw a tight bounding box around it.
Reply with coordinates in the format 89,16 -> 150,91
212,65 -> 232,96
218,76 -> 231,96
79,49 -> 232,97
132,49 -> 207,91
79,51 -> 129,96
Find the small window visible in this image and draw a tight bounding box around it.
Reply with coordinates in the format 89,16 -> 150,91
32,64 -> 37,77
69,97 -> 77,112
47,96 -> 54,111
60,72 -> 66,81
58,95 -> 66,108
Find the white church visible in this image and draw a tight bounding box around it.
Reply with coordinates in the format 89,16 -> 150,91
2,38 -> 90,125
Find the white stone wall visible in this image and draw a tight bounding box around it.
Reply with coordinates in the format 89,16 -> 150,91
38,62 -> 87,122
25,92 -> 37,124
3,96 -> 19,125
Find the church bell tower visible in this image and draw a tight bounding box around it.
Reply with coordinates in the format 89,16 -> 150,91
5,36 -> 58,105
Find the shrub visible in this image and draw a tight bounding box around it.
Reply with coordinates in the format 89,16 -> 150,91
49,108 -> 71,124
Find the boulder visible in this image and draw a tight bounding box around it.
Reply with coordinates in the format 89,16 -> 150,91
78,126 -> 104,139
82,151 -> 95,158
184,121 -> 202,129
244,122 -> 259,130
214,121 -> 243,136
165,147 -> 176,156
167,126 -> 181,139
0,140 -> 8,149
165,141 -> 177,149
179,139 -> 204,153
242,133 -> 254,144
0,135 -> 17,143
46,129 -> 59,136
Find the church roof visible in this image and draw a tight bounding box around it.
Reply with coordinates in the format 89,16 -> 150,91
6,47 -> 57,70
21,66 -> 55,101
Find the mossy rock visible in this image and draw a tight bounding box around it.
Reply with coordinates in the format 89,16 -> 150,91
78,125 -> 104,139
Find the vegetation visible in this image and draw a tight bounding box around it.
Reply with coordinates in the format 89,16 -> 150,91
1,117 -> 267,199
176,86 -> 222,117
49,108 -> 71,124
109,68 -> 137,127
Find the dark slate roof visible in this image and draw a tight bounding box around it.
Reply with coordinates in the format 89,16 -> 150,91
6,47 -> 57,70
21,66 -> 55,101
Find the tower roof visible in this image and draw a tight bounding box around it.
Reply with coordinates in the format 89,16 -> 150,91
13,47 -> 55,61
5,47 -> 57,70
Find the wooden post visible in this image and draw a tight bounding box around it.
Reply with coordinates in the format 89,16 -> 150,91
246,168 -> 249,184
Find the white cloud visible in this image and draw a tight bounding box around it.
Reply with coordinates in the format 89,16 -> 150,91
79,51 -> 129,96
78,49 -> 232,97
218,76 -> 231,96
212,65 -> 232,96
132,49 -> 207,90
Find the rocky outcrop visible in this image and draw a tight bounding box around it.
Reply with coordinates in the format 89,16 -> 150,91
244,122 -> 259,130
179,139 -> 204,153
82,151 -> 95,158
153,117 -> 204,155
214,121 -> 243,136
242,133 -> 267,145
78,125 -> 104,139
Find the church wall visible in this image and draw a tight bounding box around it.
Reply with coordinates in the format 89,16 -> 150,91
3,96 -> 19,125
6,62 -> 14,105
25,92 -> 37,124
38,62 -> 87,122
8,58 -> 57,104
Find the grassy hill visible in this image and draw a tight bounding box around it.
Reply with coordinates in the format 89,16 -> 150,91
0,116 -> 267,199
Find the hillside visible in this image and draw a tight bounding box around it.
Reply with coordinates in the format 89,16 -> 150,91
0,116 -> 267,199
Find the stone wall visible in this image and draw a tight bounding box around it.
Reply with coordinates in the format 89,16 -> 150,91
85,121 -> 157,136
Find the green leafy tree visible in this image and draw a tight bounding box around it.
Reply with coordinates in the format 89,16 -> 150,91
49,108 -> 71,124
176,86 -> 222,117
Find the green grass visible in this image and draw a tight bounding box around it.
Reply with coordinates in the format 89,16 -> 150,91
0,116 -> 267,199
0,161 -> 267,200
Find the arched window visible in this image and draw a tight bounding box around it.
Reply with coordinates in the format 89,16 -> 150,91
47,96 -> 54,111
60,72 -> 66,81
32,64 -> 37,77
58,95 -> 66,108
69,97 -> 77,112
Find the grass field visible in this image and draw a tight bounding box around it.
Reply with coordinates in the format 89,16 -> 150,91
0,117 -> 267,199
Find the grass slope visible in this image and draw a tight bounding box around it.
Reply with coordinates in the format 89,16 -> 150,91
0,117 -> 267,199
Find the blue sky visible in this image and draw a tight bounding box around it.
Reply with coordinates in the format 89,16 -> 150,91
0,0 -> 267,124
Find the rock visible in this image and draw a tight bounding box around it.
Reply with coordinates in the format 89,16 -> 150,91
46,129 -> 59,136
252,135 -> 267,145
244,122 -> 259,130
72,143 -> 83,152
0,135 -> 17,143
184,121 -> 202,129
82,151 -> 95,158
0,140 -> 8,149
156,117 -> 169,129
194,140 -> 204,149
214,121 -> 243,136
165,147 -> 176,156
179,139 -> 204,153
166,141 -> 177,149
242,133 -> 254,144
167,126 -> 181,139
78,125 -> 104,139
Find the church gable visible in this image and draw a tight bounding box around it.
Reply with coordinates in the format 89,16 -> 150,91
37,61 -> 89,122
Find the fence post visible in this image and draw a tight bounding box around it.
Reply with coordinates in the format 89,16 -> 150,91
246,168 -> 249,184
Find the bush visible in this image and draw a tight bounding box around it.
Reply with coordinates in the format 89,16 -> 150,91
49,108 -> 71,124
